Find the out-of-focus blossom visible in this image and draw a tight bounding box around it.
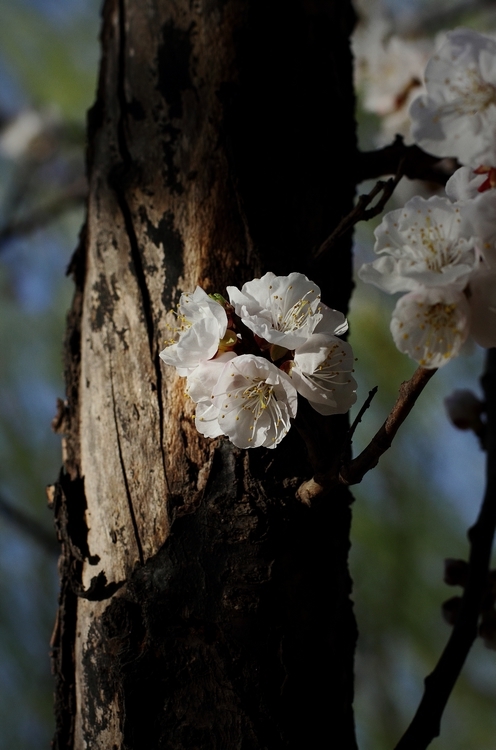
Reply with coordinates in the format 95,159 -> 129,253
390,286 -> 471,368
353,17 -> 431,144
359,196 -> 477,293
410,29 -> 496,167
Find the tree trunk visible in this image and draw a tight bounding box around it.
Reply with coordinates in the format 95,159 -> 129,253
51,0 -> 359,747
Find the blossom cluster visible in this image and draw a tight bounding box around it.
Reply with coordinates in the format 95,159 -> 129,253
160,273 -> 357,449
353,15 -> 432,146
359,28 -> 496,368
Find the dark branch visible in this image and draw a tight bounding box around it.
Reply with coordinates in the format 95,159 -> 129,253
340,366 -> 437,485
347,385 -> 378,445
356,136 -> 455,185
314,160 -> 406,259
0,179 -> 87,252
314,138 -> 454,261
394,348 -> 496,750
296,366 -> 436,504
0,491 -> 58,555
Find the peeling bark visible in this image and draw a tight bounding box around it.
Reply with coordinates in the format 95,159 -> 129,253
53,0 -> 359,747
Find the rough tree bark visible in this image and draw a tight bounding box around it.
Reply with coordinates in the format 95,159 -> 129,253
51,0 -> 359,747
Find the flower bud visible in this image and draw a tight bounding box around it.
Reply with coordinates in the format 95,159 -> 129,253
443,558 -> 469,587
444,389 -> 484,431
441,596 -> 462,626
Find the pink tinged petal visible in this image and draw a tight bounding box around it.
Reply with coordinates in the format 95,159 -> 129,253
390,287 -> 471,368
467,270 -> 496,348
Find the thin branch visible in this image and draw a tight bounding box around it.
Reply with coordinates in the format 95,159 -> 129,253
340,366 -> 437,485
296,366 -> 436,504
0,179 -> 87,251
315,155 -> 407,260
347,385 -> 378,445
314,137 -> 454,262
0,491 -> 58,555
356,135 -> 455,185
394,348 -> 496,750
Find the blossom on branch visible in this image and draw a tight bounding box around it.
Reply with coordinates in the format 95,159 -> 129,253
358,195 -> 477,293
211,355 -> 298,449
410,29 -> 496,167
159,287 -> 228,375
227,272 -> 347,350
390,286 -> 471,369
160,273 -> 356,448
291,334 -> 357,415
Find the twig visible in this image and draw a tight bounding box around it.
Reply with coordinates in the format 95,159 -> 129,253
394,348 -> 496,750
347,385 -> 378,445
356,135 -> 454,185
296,366 -> 435,504
314,156 -> 406,259
340,366 -> 437,485
0,491 -> 58,555
0,179 -> 87,251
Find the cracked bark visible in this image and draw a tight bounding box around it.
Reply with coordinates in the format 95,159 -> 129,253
52,0 -> 359,747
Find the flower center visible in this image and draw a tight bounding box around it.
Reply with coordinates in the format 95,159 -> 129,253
443,67 -> 496,116
164,312 -> 191,345
242,380 -> 274,417
414,301 -> 461,364
272,291 -> 320,333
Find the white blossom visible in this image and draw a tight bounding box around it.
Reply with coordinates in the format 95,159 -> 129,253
445,165 -> 487,201
227,272 -> 345,350
211,354 -> 298,449
185,353 -> 237,438
410,29 -> 496,167
390,286 -> 471,368
359,196 -> 477,293
159,287 -> 228,375
353,19 -> 431,145
290,334 -> 357,415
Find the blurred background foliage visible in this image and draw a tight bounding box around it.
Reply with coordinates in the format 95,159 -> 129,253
0,0 -> 495,748
0,0 -> 99,747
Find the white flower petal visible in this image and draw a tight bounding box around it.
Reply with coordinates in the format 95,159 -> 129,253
212,354 -> 297,449
291,334 -> 357,414
445,166 -> 487,201
195,401 -> 225,438
186,353 -> 237,403
159,287 -> 227,372
227,272 -> 324,349
409,29 -> 496,166
359,195 -> 477,293
390,287 -> 471,368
